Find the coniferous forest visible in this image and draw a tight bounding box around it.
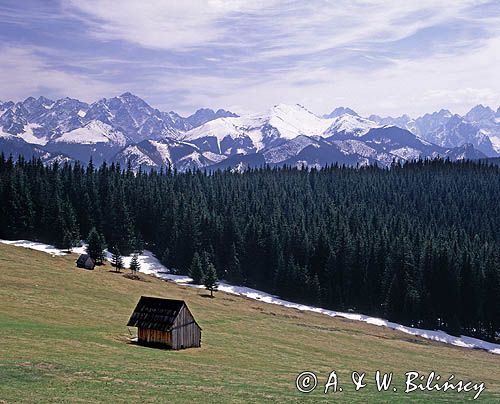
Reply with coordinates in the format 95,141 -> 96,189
0,155 -> 499,342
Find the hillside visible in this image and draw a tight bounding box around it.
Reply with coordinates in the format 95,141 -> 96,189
2,158 -> 499,343
0,243 -> 499,403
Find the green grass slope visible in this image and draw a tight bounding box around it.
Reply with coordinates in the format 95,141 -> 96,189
0,244 -> 499,403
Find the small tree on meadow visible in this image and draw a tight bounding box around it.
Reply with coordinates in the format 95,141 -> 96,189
204,263 -> 219,298
129,253 -> 140,274
111,245 -> 123,272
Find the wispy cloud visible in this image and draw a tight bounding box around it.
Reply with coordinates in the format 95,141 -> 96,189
65,0 -> 279,51
1,0 -> 500,116
0,46 -> 119,102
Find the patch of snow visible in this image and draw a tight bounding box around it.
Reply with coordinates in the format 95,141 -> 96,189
18,123 -> 48,146
325,114 -> 379,137
488,134 -> 500,153
183,104 -> 331,150
202,151 -> 227,163
263,135 -> 317,163
0,239 -> 67,256
54,120 -> 127,145
0,129 -> 15,139
267,104 -> 332,139
184,117 -> 248,143
2,238 -> 500,355
230,162 -> 246,173
333,140 -> 377,158
149,140 -> 172,165
77,110 -> 86,118
179,151 -> 202,165
390,147 -> 421,160
122,145 -> 156,166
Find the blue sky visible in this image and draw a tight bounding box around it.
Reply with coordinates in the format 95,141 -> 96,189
1,0 -> 500,117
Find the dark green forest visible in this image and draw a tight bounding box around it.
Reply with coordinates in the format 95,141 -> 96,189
0,154 -> 499,341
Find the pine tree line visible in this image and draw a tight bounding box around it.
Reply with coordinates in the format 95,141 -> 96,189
0,154 -> 498,341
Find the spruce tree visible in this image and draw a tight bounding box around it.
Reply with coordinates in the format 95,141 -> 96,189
86,228 -> 105,264
309,274 -> 322,305
129,253 -> 140,274
111,245 -> 123,272
227,243 -> 242,283
189,252 -> 204,284
60,200 -> 79,251
204,263 -> 218,297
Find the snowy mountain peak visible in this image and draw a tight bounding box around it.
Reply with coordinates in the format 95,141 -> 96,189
324,114 -> 378,138
23,96 -> 37,104
421,109 -> 452,120
215,108 -> 238,117
185,108 -> 238,129
52,97 -> 88,111
268,103 -> 330,139
0,93 -> 494,170
119,91 -> 136,98
37,96 -> 54,104
465,104 -> 495,122
270,103 -> 314,115
117,92 -> 148,104
323,106 -> 359,119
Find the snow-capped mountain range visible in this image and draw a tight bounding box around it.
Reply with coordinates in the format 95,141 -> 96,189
1,93 -> 498,171
369,104 -> 500,157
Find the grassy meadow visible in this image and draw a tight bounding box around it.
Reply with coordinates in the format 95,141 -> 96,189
0,243 -> 499,403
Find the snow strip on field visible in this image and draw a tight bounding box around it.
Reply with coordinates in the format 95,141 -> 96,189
2,239 -> 500,355
0,239 -> 68,256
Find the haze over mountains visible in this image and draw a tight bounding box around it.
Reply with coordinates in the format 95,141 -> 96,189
1,92 -> 498,171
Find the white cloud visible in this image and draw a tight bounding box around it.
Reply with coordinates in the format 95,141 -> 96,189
0,46 -> 119,102
244,1 -> 481,60
66,0 -> 278,50
2,1 -> 500,117
66,0 -> 489,57
155,33 -> 500,117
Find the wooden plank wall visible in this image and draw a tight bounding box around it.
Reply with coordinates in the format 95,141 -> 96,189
171,305 -> 201,349
138,327 -> 172,347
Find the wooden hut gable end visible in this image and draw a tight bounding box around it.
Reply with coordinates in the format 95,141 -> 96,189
171,304 -> 201,331
170,304 -> 202,350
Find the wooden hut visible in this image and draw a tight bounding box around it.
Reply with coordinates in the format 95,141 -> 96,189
76,254 -> 95,270
127,296 -> 201,349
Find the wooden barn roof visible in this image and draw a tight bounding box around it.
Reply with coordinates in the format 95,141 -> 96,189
127,296 -> 186,332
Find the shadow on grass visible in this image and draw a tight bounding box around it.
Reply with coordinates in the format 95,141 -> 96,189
122,273 -> 149,282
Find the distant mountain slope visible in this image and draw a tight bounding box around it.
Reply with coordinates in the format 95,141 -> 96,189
0,134 -> 68,164
113,138 -> 220,171
0,93 -> 493,170
370,105 -> 500,157
182,103 -> 333,157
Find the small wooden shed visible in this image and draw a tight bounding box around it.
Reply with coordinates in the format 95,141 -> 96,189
127,296 -> 201,350
76,254 -> 95,270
